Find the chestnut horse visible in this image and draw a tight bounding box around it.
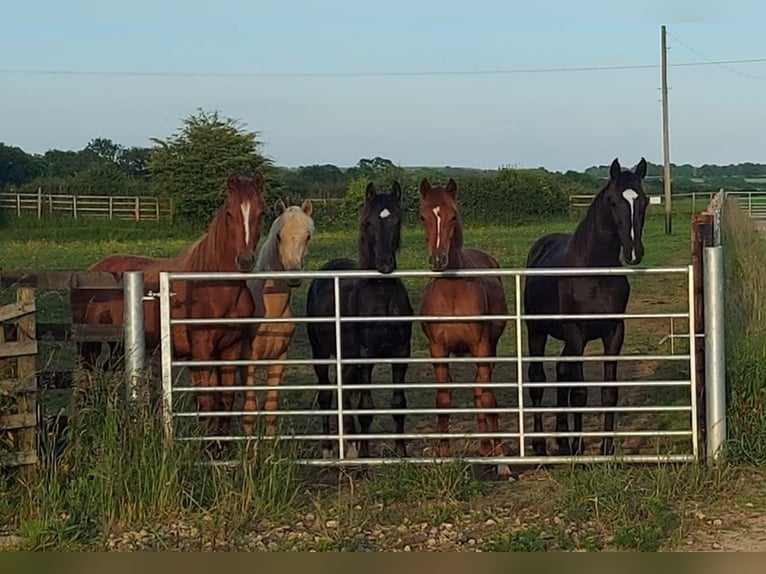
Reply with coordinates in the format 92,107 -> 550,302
243,198 -> 314,437
418,178 -> 509,475
81,172 -> 266,437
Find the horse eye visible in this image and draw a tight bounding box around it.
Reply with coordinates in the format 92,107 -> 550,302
276,232 -> 282,242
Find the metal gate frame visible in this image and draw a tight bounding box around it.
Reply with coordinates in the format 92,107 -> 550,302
153,264 -> 708,466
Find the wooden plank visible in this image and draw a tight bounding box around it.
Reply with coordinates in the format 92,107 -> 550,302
0,450 -> 38,467
0,340 -> 37,359
0,300 -> 35,323
0,376 -> 37,394
0,271 -> 123,290
16,287 -> 37,471
70,323 -> 122,342
0,413 -> 36,431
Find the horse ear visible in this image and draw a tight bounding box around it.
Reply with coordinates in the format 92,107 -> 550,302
445,178 -> 458,198
252,171 -> 265,192
419,178 -> 431,198
301,199 -> 313,217
635,157 -> 647,179
391,181 -> 402,202
365,182 -> 376,202
273,198 -> 286,216
609,158 -> 622,181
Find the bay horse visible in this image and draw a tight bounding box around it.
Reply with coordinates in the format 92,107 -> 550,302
417,177 -> 509,476
243,198 -> 315,437
523,157 -> 648,457
81,172 -> 266,438
306,181 -> 413,459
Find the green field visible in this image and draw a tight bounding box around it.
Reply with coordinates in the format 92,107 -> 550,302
4,206 -> 750,552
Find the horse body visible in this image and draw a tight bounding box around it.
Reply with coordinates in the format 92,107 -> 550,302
417,178 -> 508,474
81,173 -> 267,438
306,182 -> 413,459
243,199 -> 314,436
524,158 -> 649,456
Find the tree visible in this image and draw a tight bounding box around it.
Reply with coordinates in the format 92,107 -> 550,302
148,109 -> 271,223
0,143 -> 41,188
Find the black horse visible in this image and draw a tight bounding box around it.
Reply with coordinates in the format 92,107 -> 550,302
306,181 -> 414,459
523,157 -> 649,457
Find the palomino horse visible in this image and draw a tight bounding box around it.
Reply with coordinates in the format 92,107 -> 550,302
307,181 -> 413,459
418,178 -> 509,475
81,173 -> 266,438
524,158 -> 648,456
243,198 -> 315,436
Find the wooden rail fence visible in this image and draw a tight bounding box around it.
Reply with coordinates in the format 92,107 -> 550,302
1,286 -> 38,468
0,190 -> 173,222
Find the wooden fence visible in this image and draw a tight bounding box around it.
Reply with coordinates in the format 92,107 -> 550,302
1,287 -> 38,468
0,191 -> 173,222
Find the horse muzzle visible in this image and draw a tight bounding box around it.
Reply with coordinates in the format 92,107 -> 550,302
235,253 -> 255,272
428,253 -> 449,271
286,278 -> 302,288
375,260 -> 396,275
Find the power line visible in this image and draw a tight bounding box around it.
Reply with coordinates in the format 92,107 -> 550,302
1,57 -> 766,79
667,31 -> 766,81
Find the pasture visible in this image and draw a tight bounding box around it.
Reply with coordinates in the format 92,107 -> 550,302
4,202 -> 753,552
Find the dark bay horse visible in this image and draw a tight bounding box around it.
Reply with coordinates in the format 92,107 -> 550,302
418,178 -> 509,476
523,157 -> 648,456
81,173 -> 267,437
306,181 -> 413,459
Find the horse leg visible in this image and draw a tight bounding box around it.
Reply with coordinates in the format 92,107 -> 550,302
527,330 -> 549,456
557,325 -> 586,455
263,353 -> 287,436
430,342 -> 452,457
217,343 -> 244,442
391,362 -> 408,457
356,364 -> 375,458
313,356 -> 335,459
600,320 -> 625,456
243,352 -> 260,437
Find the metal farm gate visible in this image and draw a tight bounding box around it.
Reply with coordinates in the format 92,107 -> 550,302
151,263 -> 719,467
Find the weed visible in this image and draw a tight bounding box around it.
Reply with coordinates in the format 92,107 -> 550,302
481,527 -> 549,552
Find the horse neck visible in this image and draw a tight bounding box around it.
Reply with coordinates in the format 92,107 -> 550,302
182,212 -> 238,272
567,191 -> 621,266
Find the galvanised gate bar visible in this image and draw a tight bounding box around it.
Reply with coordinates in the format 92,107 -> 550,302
157,265 -> 700,466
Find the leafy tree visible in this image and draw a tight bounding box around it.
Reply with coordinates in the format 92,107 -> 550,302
0,143 -> 41,188
148,109 -> 271,223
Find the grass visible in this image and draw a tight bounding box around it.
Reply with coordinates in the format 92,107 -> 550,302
722,200 -> 766,463
3,205 -> 743,551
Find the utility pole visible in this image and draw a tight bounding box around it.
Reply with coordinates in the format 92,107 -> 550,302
661,24 -> 672,235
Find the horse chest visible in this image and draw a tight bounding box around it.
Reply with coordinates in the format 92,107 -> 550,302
561,277 -> 630,314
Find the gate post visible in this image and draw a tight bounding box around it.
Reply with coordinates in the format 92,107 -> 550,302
123,271 -> 145,402
703,245 -> 726,462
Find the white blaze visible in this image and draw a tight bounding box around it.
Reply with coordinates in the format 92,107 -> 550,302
379,208 -> 391,219
622,189 -> 638,260
432,206 -> 441,250
241,201 -> 251,245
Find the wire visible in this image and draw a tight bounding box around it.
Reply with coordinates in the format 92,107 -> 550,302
1,58 -> 766,79
667,31 -> 766,81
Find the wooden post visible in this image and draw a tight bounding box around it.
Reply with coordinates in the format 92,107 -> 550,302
135,197 -> 140,221
16,287 -> 38,471
48,192 -> 53,216
16,193 -> 21,217
691,212 -> 713,457
37,187 -> 42,219
109,196 -> 114,220
155,197 -> 160,220
72,195 -> 78,219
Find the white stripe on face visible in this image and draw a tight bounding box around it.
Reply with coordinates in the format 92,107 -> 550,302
622,189 -> 638,260
432,206 -> 441,250
240,201 -> 251,245
379,208 -> 391,219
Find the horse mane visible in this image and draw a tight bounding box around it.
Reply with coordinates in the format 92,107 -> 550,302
179,207 -> 230,271
255,214 -> 282,272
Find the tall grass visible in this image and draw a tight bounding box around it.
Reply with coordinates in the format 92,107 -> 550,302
722,199 -> 766,463
1,367 -> 304,550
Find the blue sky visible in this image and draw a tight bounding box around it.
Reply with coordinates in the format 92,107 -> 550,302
1,1 -> 765,171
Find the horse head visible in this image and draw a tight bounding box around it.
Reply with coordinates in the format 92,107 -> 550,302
272,198 -> 314,287
223,171 -> 267,272
359,181 -> 404,274
418,177 -> 462,271
605,158 -> 648,265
